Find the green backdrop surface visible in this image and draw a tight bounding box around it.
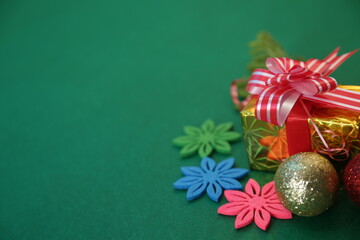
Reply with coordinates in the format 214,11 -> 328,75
1,0 -> 360,239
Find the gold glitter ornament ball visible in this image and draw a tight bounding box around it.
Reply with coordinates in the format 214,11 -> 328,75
274,152 -> 339,217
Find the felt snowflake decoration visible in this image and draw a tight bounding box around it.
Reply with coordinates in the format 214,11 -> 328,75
217,179 -> 292,231
173,119 -> 241,158
174,157 -> 248,202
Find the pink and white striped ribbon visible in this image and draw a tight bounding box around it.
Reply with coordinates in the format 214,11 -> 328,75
246,47 -> 359,126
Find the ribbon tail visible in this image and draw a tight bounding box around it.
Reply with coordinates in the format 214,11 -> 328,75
302,88 -> 360,112
323,47 -> 341,62
323,49 -> 359,76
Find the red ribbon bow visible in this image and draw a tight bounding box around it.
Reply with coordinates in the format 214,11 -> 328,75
246,47 -> 359,126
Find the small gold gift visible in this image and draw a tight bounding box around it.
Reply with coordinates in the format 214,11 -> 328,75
241,85 -> 360,172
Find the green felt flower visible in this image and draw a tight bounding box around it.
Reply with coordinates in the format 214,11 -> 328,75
173,119 -> 242,158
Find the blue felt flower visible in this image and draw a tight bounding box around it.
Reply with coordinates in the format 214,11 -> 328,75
174,157 -> 249,202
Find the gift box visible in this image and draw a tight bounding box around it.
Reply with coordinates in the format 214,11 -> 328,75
237,48 -> 360,173
241,85 -> 360,172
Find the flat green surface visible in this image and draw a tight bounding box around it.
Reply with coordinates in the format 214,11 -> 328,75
1,0 -> 360,239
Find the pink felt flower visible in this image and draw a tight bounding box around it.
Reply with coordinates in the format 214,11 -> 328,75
217,179 -> 292,231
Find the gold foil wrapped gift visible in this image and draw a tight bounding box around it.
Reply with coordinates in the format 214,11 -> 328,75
241,85 -> 360,172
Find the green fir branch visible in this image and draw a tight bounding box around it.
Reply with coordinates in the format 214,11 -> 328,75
247,31 -> 288,73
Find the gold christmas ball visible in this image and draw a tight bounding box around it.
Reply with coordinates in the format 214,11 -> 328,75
274,152 -> 339,216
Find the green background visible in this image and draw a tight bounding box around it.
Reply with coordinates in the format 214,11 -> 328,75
1,0 -> 360,239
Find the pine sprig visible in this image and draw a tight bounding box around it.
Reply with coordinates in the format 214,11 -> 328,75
235,32 -> 304,106
247,31 -> 288,73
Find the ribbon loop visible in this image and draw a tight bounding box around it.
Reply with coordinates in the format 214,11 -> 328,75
246,47 -> 358,126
